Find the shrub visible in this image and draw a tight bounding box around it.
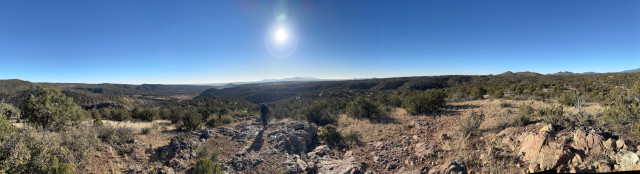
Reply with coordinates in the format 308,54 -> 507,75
632,121 -> 640,139
159,108 -> 171,120
182,110 -> 202,131
459,111 -> 485,137
96,125 -> 135,144
0,104 -> 15,135
470,87 -> 487,99
318,124 -> 344,148
205,115 -> 234,128
303,100 -> 341,126
0,126 -> 95,173
344,130 -> 362,147
448,92 -> 467,102
22,88 -> 87,131
194,158 -> 222,174
402,90 -> 446,115
135,108 -> 158,122
541,105 -> 564,127
196,146 -> 220,162
375,92 -> 403,107
346,97 -> 382,119
500,102 -> 512,108
558,91 -> 577,106
513,104 -> 533,126
110,109 -> 131,122
92,110 -> 103,126
60,126 -> 101,165
0,102 -> 20,119
47,156 -> 73,174
489,89 -> 504,99
141,127 -> 152,135
513,114 -> 530,127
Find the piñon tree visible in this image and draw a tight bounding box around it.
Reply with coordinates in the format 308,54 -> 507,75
22,88 -> 87,131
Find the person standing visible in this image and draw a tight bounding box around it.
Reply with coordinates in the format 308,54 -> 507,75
260,101 -> 269,130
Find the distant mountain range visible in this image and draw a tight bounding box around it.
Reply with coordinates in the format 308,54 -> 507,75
200,77 -> 330,88
621,68 -> 640,73
546,68 -> 640,75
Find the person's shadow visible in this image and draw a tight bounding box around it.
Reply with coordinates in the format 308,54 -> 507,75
247,130 -> 264,153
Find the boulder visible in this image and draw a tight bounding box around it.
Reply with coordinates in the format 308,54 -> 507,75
519,132 -> 548,162
428,159 -> 468,174
604,138 -> 617,151
573,130 -> 589,152
268,121 -> 317,154
519,125 -> 573,171
617,152 -> 640,171
414,142 -> 437,158
307,145 -> 333,160
586,131 -> 605,154
537,143 -> 573,171
316,156 -> 365,174
572,129 -> 606,155
616,139 -> 627,150
284,154 -> 308,174
156,166 -> 176,174
225,151 -> 264,171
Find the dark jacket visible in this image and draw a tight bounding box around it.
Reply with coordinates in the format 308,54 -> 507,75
260,103 -> 269,117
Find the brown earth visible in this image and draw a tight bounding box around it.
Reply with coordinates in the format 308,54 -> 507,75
83,99 -> 640,173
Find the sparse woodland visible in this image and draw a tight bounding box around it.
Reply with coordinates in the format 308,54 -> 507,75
1,72 -> 640,173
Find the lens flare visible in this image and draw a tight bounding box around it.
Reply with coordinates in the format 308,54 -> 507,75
274,28 -> 288,43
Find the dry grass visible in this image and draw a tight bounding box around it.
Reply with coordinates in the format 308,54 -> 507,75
102,120 -> 174,132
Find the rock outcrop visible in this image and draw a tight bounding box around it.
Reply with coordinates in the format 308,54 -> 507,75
268,121 -> 317,154
427,159 -> 467,174
518,124 -> 573,172
304,145 -> 365,174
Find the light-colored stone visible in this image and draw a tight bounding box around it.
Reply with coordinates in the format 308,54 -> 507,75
519,132 -> 548,162
595,161 -> 611,172
586,133 -> 604,154
619,152 -> 640,171
604,138 -> 617,151
572,129 -> 606,155
539,124 -> 554,134
428,159 -> 467,174
316,156 -> 364,174
570,153 -> 583,166
616,139 -> 626,150
573,130 -> 589,152
538,143 -> 573,171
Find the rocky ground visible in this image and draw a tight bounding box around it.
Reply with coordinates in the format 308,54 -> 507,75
87,99 -> 640,173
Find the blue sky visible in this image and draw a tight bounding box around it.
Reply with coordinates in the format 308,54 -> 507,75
0,0 -> 638,84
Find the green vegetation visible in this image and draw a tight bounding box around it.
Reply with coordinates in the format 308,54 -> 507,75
470,86 -> 486,99
402,90 -> 446,115
303,100 -> 344,126
459,111 -> 485,137
22,88 -> 88,131
96,125 -> 135,144
181,109 -> 203,131
0,102 -> 16,134
540,105 -> 564,127
344,130 -> 362,147
558,91 -> 578,106
4,72 -> 640,171
500,102 -> 512,108
194,158 -> 222,174
513,104 -> 534,126
346,97 -> 382,119
205,115 -> 234,128
318,124 -> 343,148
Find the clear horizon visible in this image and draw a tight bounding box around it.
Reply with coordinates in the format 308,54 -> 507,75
1,0 -> 639,84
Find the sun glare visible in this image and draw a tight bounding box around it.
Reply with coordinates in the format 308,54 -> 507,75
274,28 -> 288,43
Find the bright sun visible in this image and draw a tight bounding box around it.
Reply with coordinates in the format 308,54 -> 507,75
274,28 -> 288,43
